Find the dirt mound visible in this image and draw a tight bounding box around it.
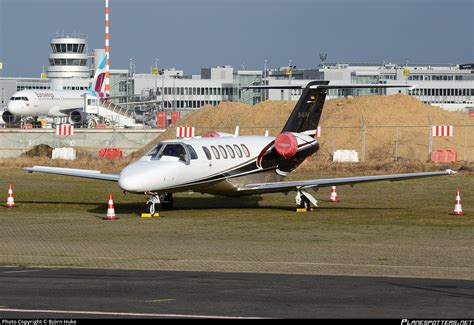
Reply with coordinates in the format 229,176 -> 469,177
22,144 -> 53,158
318,94 -> 473,162
132,94 -> 473,162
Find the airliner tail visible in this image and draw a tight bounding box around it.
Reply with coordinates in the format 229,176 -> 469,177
88,54 -> 108,98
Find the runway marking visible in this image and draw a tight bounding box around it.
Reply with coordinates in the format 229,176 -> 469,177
0,254 -> 471,271
3,269 -> 42,274
0,308 -> 265,319
147,299 -> 176,303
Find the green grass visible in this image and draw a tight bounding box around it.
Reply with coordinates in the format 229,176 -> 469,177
0,168 -> 472,279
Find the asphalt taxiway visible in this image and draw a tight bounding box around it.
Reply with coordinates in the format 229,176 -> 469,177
0,267 -> 472,318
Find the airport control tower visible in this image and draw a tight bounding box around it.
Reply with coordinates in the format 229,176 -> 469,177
47,35 -> 91,90
47,35 -> 90,79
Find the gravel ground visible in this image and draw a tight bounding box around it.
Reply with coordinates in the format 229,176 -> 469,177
0,168 -> 472,279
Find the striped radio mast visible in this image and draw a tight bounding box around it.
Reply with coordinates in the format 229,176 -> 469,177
105,0 -> 110,96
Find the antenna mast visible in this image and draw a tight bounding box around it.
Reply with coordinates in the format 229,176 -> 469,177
105,0 -> 110,96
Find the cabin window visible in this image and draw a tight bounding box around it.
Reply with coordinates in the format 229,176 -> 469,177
210,146 -> 220,159
226,145 -> 235,158
202,146 -> 212,160
241,144 -> 250,157
233,144 -> 242,158
218,145 -> 228,159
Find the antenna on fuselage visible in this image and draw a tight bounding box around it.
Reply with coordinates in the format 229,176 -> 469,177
234,125 -> 240,137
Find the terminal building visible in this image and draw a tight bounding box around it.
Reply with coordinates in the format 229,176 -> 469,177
1,34 -> 473,121
132,66 -> 264,109
130,62 -> 473,112
266,63 -> 474,111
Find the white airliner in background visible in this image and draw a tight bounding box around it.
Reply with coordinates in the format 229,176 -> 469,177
25,81 -> 455,214
2,54 -> 108,126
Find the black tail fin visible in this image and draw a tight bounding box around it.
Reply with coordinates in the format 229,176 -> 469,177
243,81 -> 410,134
281,80 -> 329,133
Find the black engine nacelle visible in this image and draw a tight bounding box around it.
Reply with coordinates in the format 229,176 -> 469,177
69,110 -> 90,125
2,111 -> 21,127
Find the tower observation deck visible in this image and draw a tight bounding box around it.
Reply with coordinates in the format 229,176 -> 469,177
47,36 -> 90,78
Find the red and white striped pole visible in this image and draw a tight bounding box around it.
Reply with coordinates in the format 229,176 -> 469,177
105,0 -> 110,96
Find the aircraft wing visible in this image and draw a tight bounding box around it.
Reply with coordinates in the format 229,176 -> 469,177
24,166 -> 120,182
239,169 -> 456,194
57,107 -> 83,114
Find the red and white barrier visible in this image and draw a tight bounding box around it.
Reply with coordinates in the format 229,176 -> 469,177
432,125 -> 453,137
176,126 -> 195,138
56,124 -> 74,137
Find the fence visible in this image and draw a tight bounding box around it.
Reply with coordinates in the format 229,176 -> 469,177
169,123 -> 474,163
0,128 -> 163,158
0,121 -> 473,162
0,112 -> 191,130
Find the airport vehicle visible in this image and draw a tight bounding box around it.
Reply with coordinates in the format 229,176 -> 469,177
2,54 -> 108,126
25,81 -> 455,214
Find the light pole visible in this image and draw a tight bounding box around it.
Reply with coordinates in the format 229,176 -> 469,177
128,59 -> 133,102
288,59 -> 293,100
263,59 -> 267,101
154,58 -> 159,100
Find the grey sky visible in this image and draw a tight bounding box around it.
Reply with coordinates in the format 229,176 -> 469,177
0,0 -> 472,77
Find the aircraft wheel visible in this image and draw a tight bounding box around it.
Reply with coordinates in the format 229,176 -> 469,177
146,201 -> 156,215
299,196 -> 311,210
160,193 -> 174,210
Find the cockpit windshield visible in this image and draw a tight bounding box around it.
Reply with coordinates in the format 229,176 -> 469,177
146,143 -> 164,158
10,97 -> 29,101
146,142 -> 190,163
161,144 -> 187,159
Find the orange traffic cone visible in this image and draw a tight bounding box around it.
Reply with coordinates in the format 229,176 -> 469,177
451,186 -> 465,215
329,186 -> 339,203
6,184 -> 15,208
103,194 -> 118,220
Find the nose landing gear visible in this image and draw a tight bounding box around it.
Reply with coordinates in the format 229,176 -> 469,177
145,194 -> 160,216
145,192 -> 174,216
295,189 -> 318,212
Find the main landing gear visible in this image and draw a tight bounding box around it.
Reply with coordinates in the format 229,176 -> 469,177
295,189 -> 318,212
145,192 -> 174,215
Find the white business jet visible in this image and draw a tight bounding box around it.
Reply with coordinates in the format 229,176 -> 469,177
2,54 -> 108,126
25,81 -> 455,214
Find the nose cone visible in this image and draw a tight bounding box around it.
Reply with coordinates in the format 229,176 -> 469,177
119,161 -> 171,192
7,101 -> 23,115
